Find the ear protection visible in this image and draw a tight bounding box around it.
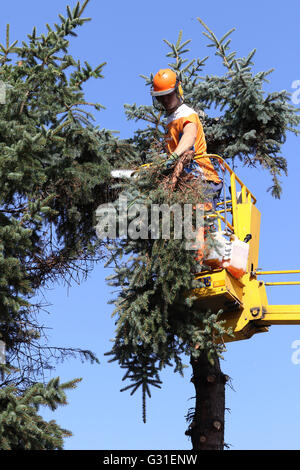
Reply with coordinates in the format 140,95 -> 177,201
177,81 -> 184,101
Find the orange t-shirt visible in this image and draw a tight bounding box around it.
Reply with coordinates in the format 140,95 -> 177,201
164,104 -> 221,183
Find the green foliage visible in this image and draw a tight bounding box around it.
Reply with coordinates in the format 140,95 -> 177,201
0,0 -> 119,448
0,0 -> 119,385
0,377 -> 80,450
105,158 -> 231,422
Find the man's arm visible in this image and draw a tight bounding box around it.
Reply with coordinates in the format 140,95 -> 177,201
174,122 -> 197,157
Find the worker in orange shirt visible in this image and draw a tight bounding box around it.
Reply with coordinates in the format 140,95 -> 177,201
151,69 -> 223,268
150,68 -> 222,211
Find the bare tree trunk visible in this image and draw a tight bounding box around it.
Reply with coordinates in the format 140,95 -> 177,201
188,352 -> 227,450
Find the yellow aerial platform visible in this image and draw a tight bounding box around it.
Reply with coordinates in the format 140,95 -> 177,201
193,154 -> 300,343
111,153 -> 300,343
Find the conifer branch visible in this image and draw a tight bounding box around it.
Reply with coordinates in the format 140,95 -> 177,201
197,18 -> 238,73
78,0 -> 91,18
6,24 -> 9,50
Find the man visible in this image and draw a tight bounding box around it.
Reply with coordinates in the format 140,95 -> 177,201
151,68 -> 222,210
151,69 -> 223,269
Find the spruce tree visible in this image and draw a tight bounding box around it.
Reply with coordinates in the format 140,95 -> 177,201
104,21 -> 300,449
0,377 -> 80,450
0,0 -> 128,448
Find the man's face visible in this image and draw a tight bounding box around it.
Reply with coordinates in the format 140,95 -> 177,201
156,91 -> 181,114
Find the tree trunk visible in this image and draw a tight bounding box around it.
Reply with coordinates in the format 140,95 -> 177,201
188,352 -> 227,450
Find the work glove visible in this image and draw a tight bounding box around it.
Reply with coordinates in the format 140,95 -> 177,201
169,152 -> 179,161
165,152 -> 179,168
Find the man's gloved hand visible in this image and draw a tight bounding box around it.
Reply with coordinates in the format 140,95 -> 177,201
182,150 -> 195,159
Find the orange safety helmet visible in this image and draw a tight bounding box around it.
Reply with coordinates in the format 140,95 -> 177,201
151,68 -> 184,99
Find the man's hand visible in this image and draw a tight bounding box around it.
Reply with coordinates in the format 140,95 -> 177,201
182,150 -> 195,159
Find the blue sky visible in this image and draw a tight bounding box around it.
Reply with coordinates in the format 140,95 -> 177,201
1,0 -> 300,450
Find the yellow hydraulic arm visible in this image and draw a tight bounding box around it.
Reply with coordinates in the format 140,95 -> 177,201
192,155 -> 300,343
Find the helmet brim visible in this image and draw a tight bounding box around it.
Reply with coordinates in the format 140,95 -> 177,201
150,87 -> 176,97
